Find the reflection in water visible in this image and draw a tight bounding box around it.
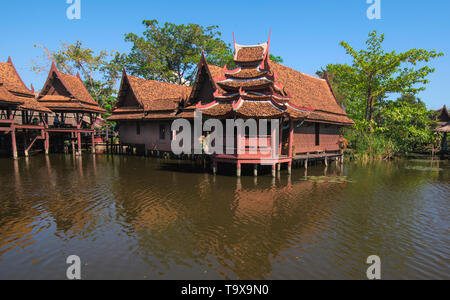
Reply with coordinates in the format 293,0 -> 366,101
0,155 -> 449,279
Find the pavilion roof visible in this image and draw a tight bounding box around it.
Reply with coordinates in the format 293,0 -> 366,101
0,58 -> 51,113
108,71 -> 191,121
435,105 -> 450,124
38,62 -> 106,114
186,42 -> 354,125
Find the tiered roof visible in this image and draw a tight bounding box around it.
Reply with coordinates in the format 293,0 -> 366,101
37,62 -> 106,114
186,35 -> 354,125
0,57 -> 50,113
108,70 -> 191,121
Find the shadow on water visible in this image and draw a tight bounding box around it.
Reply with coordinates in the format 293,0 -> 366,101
0,154 -> 448,279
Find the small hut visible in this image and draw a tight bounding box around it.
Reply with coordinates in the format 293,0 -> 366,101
0,57 -> 51,158
434,105 -> 449,152
37,62 -> 106,155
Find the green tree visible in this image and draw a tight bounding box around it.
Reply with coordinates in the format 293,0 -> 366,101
324,31 -> 443,131
377,96 -> 436,153
122,20 -> 234,84
33,41 -> 122,115
269,54 -> 283,63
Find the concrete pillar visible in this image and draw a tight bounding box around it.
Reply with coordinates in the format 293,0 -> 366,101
324,156 -> 328,167
305,159 -> 308,169
11,129 -> 18,159
236,162 -> 241,177
253,164 -> 258,177
288,161 -> 292,175
277,163 -> 281,172
272,164 -> 276,177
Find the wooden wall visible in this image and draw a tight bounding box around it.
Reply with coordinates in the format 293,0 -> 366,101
119,120 -> 173,152
293,122 -> 340,153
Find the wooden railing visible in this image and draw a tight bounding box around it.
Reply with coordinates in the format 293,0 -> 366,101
218,135 -> 278,158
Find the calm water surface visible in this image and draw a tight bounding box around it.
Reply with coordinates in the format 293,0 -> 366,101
0,154 -> 448,279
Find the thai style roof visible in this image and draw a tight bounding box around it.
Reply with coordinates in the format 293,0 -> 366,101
434,105 -> 450,133
108,70 -> 191,121
37,62 -> 106,114
184,34 -> 353,125
435,105 -> 449,124
109,34 -> 354,126
0,84 -> 23,105
0,58 -> 51,113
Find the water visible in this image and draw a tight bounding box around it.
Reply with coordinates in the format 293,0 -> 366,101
0,155 -> 448,279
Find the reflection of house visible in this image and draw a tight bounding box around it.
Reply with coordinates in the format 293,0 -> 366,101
108,34 -> 354,174
434,105 -> 449,151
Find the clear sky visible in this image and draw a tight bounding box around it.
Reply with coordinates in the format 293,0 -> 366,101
1,0 -> 449,109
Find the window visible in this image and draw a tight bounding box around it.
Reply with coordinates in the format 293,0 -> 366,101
315,123 -> 320,146
159,124 -> 166,140
136,122 -> 141,135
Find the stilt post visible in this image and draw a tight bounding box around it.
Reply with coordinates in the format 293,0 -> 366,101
91,132 -> 96,154
11,128 -> 18,159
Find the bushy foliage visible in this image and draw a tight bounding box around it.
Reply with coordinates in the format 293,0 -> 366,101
318,31 -> 444,159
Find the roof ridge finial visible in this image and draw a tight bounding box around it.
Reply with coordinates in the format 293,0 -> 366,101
50,60 -> 58,72
232,32 -> 236,53
30,83 -> 35,93
7,56 -> 12,64
267,29 -> 272,59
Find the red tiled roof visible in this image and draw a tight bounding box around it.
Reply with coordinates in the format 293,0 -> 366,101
217,78 -> 273,90
112,106 -> 144,114
0,58 -> 51,113
234,43 -> 267,63
268,61 -> 350,118
107,113 -> 143,121
126,75 -> 191,110
198,100 -> 287,119
57,72 -> 99,106
39,100 -> 101,113
0,85 -> 24,105
0,59 -> 33,95
226,67 -> 269,79
110,72 -> 191,121
38,63 -> 106,114
193,59 -> 353,124
16,95 -> 52,113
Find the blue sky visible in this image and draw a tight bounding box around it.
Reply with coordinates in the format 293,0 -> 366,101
1,0 -> 449,109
